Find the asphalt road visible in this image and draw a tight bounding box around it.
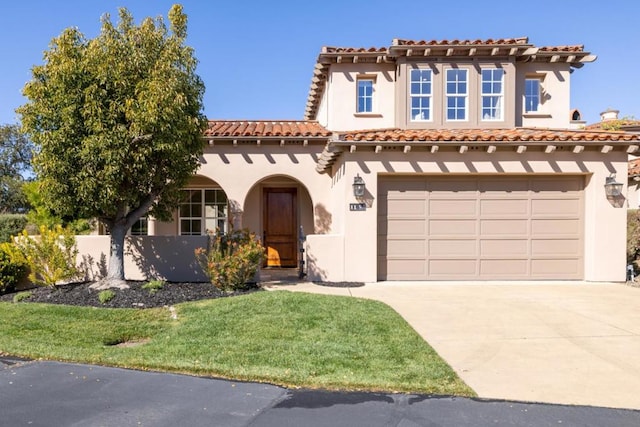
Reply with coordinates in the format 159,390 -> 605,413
1,359 -> 639,427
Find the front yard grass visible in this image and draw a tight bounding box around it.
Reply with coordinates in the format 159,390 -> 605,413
0,291 -> 473,396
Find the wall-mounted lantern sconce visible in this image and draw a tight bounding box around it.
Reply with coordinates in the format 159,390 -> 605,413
604,175 -> 623,198
353,174 -> 366,199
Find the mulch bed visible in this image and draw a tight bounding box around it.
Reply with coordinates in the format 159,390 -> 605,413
0,281 -> 260,309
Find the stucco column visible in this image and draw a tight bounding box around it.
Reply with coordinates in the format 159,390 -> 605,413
147,217 -> 156,236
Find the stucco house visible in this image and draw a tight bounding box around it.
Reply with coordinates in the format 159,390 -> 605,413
79,37 -> 640,283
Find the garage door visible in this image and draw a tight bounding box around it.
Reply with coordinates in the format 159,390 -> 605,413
377,175 -> 584,280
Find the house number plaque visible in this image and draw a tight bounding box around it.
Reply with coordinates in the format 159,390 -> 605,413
349,203 -> 367,211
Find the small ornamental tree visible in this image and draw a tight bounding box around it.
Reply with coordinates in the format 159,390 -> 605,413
0,124 -> 33,214
18,5 -> 207,288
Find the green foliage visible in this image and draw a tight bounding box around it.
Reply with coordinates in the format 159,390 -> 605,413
12,291 -> 32,303
5,225 -> 80,288
0,124 -> 33,214
22,181 -> 92,234
17,5 -> 207,282
628,209 -> 640,265
0,214 -> 28,243
0,246 -> 27,293
142,279 -> 165,294
0,177 -> 30,215
601,115 -> 638,131
98,289 -> 116,304
195,229 -> 265,292
18,5 -> 206,225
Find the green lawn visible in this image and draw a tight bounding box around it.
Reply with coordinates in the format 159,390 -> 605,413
0,290 -> 474,396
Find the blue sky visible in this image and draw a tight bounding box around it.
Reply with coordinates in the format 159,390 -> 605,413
1,0 -> 638,126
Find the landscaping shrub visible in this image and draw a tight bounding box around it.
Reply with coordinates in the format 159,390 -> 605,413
142,279 -> 165,294
4,225 -> 80,288
0,245 -> 27,294
98,289 -> 116,304
12,291 -> 32,303
0,214 -> 28,243
628,209 -> 640,265
195,229 -> 264,292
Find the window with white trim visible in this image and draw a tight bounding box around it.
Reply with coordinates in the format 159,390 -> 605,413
481,69 -> 504,121
130,217 -> 148,235
410,69 -> 432,121
525,78 -> 541,113
356,79 -> 374,113
446,69 -> 468,121
179,189 -> 228,236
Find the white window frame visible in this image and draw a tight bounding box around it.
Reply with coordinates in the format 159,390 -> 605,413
130,216 -> 148,236
179,188 -> 229,236
481,68 -> 504,121
409,69 -> 433,122
524,77 -> 542,113
446,68 -> 468,121
356,78 -> 374,113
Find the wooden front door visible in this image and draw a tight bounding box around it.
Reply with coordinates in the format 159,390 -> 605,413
263,188 -> 297,267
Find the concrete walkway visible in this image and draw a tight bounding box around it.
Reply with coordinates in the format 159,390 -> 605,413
266,281 -> 640,410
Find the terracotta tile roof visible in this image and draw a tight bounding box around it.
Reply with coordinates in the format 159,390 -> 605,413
340,128 -> 640,143
204,120 -> 331,138
322,46 -> 388,54
538,45 -> 585,53
630,158 -> 640,177
584,119 -> 640,130
393,37 -> 529,46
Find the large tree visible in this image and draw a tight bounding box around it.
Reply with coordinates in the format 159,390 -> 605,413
18,5 -> 207,288
0,124 -> 33,214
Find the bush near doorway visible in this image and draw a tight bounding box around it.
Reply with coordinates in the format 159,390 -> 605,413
195,229 -> 265,292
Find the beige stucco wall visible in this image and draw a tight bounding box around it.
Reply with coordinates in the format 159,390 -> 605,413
307,148 -> 628,283
193,143 -> 332,234
517,63 -> 572,129
319,60 -> 574,132
74,143 -> 628,284
323,63 -> 397,131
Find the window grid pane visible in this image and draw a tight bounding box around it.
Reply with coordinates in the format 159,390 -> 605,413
525,79 -> 540,113
130,217 -> 148,236
357,80 -> 373,113
179,189 -> 229,235
446,69 -> 468,121
409,69 -> 432,121
481,69 -> 504,121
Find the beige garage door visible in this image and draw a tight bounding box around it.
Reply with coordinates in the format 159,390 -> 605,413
378,175 -> 584,280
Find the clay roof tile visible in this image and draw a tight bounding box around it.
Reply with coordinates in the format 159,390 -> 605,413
204,120 -> 331,138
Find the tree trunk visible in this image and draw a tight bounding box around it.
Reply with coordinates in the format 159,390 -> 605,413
91,222 -> 129,290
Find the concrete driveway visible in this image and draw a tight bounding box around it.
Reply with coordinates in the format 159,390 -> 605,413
268,282 -> 640,410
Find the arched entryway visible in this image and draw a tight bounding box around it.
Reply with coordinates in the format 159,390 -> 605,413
244,175 -> 314,269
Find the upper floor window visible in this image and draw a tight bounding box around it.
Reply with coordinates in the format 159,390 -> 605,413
357,79 -> 374,113
481,69 -> 504,121
410,69 -> 432,121
525,78 -> 541,113
179,189 -> 228,236
446,69 -> 468,121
